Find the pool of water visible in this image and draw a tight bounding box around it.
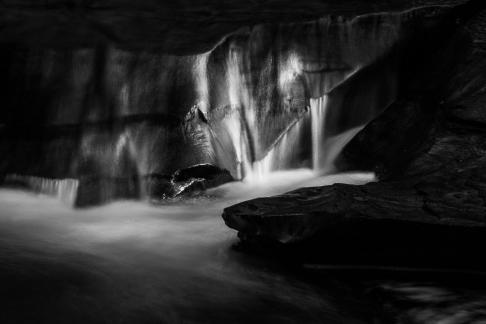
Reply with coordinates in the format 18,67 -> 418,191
0,170 -> 485,324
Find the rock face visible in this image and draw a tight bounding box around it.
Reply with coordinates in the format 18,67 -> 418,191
0,1 -> 481,207
0,0 -> 468,54
222,0 -> 486,266
0,3 -> 453,202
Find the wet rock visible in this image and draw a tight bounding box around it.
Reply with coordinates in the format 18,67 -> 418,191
171,164 -> 234,197
172,178 -> 207,197
223,163 -> 486,269
141,164 -> 235,199
223,178 -> 486,243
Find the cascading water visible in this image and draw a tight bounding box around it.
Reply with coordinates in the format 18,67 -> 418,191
223,49 -> 256,180
201,12 -> 410,183
311,96 -> 328,171
1,6 -> 449,202
244,91 -> 364,181
246,112 -> 308,182
4,174 -> 79,205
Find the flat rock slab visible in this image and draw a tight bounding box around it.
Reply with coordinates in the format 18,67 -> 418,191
223,177 -> 486,269
223,178 -> 486,244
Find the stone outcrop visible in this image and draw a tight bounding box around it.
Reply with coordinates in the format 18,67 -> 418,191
222,0 -> 486,267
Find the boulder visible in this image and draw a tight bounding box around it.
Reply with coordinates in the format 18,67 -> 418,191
171,164 -> 234,197
223,172 -> 486,266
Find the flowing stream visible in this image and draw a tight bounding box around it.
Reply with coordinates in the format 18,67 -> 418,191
0,171 -> 376,323
2,171 -> 484,324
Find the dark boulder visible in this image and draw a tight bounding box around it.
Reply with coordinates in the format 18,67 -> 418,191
223,176 -> 486,243
224,186 -> 486,269
172,178 -> 207,197
171,164 -> 234,197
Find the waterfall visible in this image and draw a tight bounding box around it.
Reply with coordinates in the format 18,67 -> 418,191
199,11 -> 410,182
222,113 -> 253,180
311,96 -> 328,171
245,112 -> 308,182
4,174 -> 79,205
195,53 -> 210,114
243,93 -> 363,182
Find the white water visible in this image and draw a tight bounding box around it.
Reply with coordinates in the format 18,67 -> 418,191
0,171 -> 374,323
214,45 -> 369,183
240,93 -> 365,182
4,174 -> 79,205
199,11 -> 406,182
311,96 -> 328,170
219,50 -> 307,181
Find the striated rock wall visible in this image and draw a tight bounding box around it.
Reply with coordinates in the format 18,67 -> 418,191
0,5 -> 450,203
0,1 -> 473,206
